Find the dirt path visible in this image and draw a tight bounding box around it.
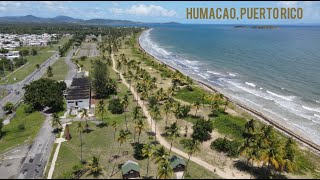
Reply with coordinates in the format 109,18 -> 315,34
111,52 -> 250,179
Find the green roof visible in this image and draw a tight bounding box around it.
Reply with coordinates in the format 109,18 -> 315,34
170,155 -> 186,168
121,160 -> 140,175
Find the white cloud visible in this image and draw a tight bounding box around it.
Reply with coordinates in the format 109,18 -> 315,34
110,4 -> 176,17
277,1 -> 298,7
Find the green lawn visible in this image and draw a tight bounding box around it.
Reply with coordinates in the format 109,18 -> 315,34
213,114 -> 247,140
46,58 -> 68,81
175,85 -> 211,104
0,103 -> 45,154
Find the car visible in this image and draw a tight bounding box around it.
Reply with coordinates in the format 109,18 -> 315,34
15,90 -> 20,95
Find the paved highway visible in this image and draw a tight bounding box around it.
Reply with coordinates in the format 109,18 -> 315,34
0,51 -> 61,123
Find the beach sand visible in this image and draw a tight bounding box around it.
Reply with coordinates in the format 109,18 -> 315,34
137,30 -> 320,156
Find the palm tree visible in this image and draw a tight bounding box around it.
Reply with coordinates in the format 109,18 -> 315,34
111,121 -> 118,141
163,101 -> 171,127
80,108 -> 89,133
122,94 -> 129,131
47,66 -> 53,77
153,146 -> 170,164
76,122 -> 84,163
135,118 -> 145,144
111,130 -> 128,176
166,122 -> 180,154
151,105 -> 161,143
142,143 -> 155,178
87,156 -> 102,177
157,158 -> 174,179
51,113 -> 61,132
183,139 -> 200,178
97,99 -> 106,121
193,99 -> 201,116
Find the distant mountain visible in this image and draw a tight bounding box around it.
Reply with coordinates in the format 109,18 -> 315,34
0,15 -> 179,25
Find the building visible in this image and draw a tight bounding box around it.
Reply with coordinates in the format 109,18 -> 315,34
169,155 -> 186,173
65,77 -> 91,113
121,160 -> 140,179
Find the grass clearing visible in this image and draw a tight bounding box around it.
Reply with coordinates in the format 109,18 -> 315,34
213,114 -> 247,140
46,58 -> 68,81
0,103 -> 45,154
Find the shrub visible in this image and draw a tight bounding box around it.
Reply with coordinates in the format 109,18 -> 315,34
18,124 -> 25,131
108,98 -> 124,114
24,104 -> 35,114
210,137 -> 241,157
148,95 -> 158,109
3,102 -> 14,114
191,118 -> 214,142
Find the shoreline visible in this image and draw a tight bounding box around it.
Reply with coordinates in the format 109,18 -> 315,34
136,29 -> 320,155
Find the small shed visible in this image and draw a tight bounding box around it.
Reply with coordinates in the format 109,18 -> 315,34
169,155 -> 186,172
121,160 -> 140,179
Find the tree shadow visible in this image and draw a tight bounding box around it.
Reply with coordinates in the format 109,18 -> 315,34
234,161 -> 288,179
96,122 -> 108,128
133,143 -> 146,160
141,175 -> 154,179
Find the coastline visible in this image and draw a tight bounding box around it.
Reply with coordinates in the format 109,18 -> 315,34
136,29 -> 320,155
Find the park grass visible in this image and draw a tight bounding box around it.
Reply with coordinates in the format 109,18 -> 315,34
46,58 -> 68,81
175,85 -> 211,104
213,114 -> 247,140
0,103 -> 45,154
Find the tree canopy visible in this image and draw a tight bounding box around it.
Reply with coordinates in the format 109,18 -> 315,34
23,78 -> 66,111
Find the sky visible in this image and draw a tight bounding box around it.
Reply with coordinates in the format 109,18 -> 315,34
0,1 -> 319,24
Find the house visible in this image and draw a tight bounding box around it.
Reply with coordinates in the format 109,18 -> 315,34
169,155 -> 186,173
65,77 -> 91,113
121,160 -> 140,179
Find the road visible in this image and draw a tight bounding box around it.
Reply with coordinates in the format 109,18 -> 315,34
0,51 -> 61,122
17,113 -> 55,179
0,48 -> 78,179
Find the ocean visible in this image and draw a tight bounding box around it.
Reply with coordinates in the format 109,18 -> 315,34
139,24 -> 320,146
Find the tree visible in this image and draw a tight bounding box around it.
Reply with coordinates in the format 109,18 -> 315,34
76,122 -> 84,163
47,66 -> 53,77
157,158 -> 174,179
51,113 -> 61,132
142,143 -> 155,178
97,99 -> 106,121
151,105 -> 161,142
174,103 -> 191,121
163,101 -> 171,127
92,60 -> 116,98
111,121 -> 118,141
122,94 -> 129,131
31,48 -> 38,56
23,78 -> 65,111
166,122 -> 180,154
87,156 -> 102,177
3,102 -> 14,114
193,99 -> 201,116
182,139 -> 200,178
153,146 -> 170,165
19,49 -> 29,56
112,130 -> 128,176
191,118 -> 214,142
36,64 -> 40,69
135,118 -> 145,144
0,119 -> 3,138
80,108 -> 89,133
108,98 -> 124,114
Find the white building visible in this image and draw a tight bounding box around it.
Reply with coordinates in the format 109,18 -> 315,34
65,78 -> 91,115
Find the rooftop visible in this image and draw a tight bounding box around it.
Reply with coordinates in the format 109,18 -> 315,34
121,160 -> 140,175
170,155 -> 186,168
66,77 -> 91,100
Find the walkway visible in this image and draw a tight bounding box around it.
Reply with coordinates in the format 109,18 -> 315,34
110,52 -> 250,179
47,122 -> 71,179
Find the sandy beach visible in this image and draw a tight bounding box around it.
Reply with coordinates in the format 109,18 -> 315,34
137,29 -> 320,155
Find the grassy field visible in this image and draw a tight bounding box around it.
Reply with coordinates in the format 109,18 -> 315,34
0,103 -> 45,154
45,58 -> 68,81
0,37 -> 71,84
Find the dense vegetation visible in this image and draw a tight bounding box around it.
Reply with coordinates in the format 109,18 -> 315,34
23,78 -> 66,112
